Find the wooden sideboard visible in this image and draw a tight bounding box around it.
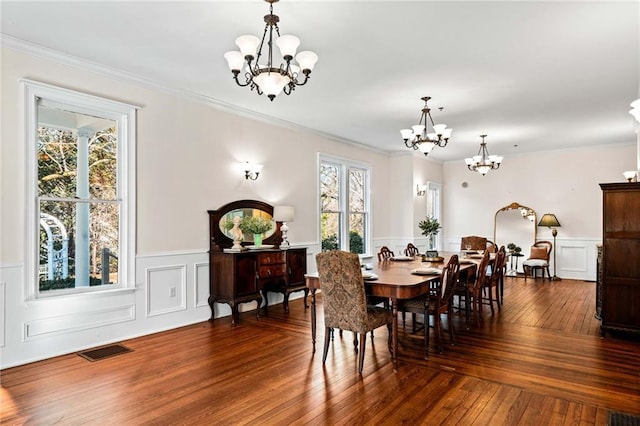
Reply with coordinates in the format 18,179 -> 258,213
207,200 -> 308,324
209,248 -> 308,324
599,182 -> 640,336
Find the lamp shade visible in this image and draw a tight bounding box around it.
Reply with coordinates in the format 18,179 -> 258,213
538,213 -> 561,228
273,205 -> 294,223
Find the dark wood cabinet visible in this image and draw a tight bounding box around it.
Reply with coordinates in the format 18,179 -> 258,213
599,182 -> 640,336
207,200 -> 308,324
209,248 -> 308,324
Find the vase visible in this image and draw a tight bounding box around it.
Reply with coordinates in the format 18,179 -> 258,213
253,233 -> 263,247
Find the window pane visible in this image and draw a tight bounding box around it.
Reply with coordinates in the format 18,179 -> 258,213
321,212 -> 341,251
349,212 -> 366,254
39,199 -> 119,291
320,163 -> 340,212
348,168 -> 365,212
37,105 -> 118,201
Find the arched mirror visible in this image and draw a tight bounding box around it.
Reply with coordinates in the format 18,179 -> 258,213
208,199 -> 281,251
494,202 -> 537,274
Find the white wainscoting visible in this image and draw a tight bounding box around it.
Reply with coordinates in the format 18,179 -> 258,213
145,264 -> 187,317
0,245 -> 321,368
443,236 -> 600,281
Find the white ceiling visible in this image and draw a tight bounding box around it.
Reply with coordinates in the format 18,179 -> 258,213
2,1 -> 639,162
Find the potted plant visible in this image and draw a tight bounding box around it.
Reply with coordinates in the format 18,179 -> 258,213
240,216 -> 274,246
418,216 -> 441,251
507,243 -> 516,253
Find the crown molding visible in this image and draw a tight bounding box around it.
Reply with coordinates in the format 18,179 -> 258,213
1,34 -> 389,156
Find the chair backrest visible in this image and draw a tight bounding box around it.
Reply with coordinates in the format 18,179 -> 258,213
316,251 -> 369,333
486,240 -> 497,253
405,243 -> 420,257
498,245 -> 508,269
473,250 -> 491,291
461,236 -> 488,251
528,241 -> 552,261
378,246 -> 394,261
489,249 -> 506,286
441,255 -> 461,305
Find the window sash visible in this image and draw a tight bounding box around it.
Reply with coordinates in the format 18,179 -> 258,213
319,155 -> 371,255
23,79 -> 138,299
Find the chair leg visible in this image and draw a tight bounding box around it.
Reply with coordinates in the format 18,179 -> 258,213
488,286 -> 495,315
435,312 -> 443,354
424,310 -> 430,359
447,310 -> 455,345
353,334 -> 358,353
322,327 -> 332,363
358,333 -> 367,374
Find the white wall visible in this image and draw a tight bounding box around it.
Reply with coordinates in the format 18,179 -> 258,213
1,44 -> 636,368
442,143 -> 637,279
0,47 -> 396,368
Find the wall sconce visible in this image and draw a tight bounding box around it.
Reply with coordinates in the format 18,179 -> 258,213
273,205 -> 294,248
623,170 -> 637,182
416,184 -> 427,196
243,162 -> 263,180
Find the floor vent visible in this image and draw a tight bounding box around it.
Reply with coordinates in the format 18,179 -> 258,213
608,411 -> 640,426
78,344 -> 132,362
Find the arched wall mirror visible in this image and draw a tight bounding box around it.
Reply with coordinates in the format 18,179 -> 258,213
208,199 -> 281,251
494,202 -> 537,273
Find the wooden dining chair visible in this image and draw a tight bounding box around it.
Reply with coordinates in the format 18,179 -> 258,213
481,248 -> 505,315
469,251 -> 492,327
316,250 -> 393,374
404,243 -> 420,257
377,246 -> 394,261
460,236 -> 487,251
522,241 -> 552,280
486,240 -> 497,253
397,255 -> 460,358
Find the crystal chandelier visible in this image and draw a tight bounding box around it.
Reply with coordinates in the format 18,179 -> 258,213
223,0 -> 318,101
400,96 -> 452,156
465,134 -> 503,176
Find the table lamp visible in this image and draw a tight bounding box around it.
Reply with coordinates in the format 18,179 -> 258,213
538,213 -> 561,280
274,205 -> 294,249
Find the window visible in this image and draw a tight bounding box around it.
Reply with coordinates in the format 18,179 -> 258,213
426,182 -> 442,249
24,80 -> 137,298
319,155 -> 371,255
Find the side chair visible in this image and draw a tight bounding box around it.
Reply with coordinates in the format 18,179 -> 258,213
523,241 -> 552,280
398,255 -> 460,358
405,243 -> 420,257
316,250 -> 393,374
378,246 -> 394,261
461,236 -> 488,251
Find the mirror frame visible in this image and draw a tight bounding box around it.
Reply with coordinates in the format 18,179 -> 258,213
493,201 -> 537,247
208,199 -> 282,251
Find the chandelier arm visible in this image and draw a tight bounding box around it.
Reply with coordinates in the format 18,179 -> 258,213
294,71 -> 311,86
233,71 -> 254,88
283,84 -> 292,96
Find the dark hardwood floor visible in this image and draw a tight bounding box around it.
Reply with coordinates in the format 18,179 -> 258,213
2,277 -> 639,425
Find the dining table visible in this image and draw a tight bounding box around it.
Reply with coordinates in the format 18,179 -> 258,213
304,252 -> 479,371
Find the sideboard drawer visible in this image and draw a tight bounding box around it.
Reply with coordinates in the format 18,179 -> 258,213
258,252 -> 286,265
258,263 -> 287,279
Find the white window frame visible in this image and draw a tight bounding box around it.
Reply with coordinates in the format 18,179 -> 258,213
426,181 -> 442,250
318,153 -> 372,256
23,80 -> 138,299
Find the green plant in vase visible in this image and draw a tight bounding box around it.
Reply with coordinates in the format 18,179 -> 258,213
418,216 -> 441,252
240,216 -> 274,246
